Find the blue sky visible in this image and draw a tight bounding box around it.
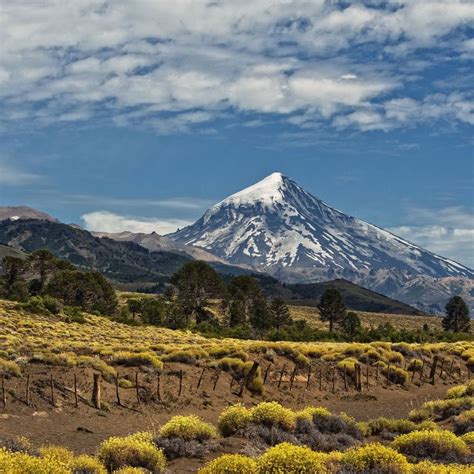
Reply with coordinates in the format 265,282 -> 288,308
0,1 -> 473,266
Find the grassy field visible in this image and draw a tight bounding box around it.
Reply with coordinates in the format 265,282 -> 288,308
289,305 -> 443,332
0,298 -> 473,472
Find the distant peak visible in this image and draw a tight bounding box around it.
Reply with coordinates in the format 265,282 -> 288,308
215,172 -> 291,208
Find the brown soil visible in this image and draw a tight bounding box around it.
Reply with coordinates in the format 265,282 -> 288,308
0,360 -> 467,472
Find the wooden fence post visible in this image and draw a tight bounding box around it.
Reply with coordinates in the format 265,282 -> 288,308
196,368 -> 205,389
289,366 -> 297,391
239,361 -> 259,397
429,356 -> 439,384
135,372 -> 140,404
25,374 -> 30,406
1,375 -> 6,408
50,374 -> 55,406
115,374 -> 121,406
354,364 -> 361,391
306,365 -> 312,389
213,369 -> 220,391
74,374 -> 78,408
375,364 -> 379,384
439,358 -> 445,379
278,365 -> 286,389
156,372 -> 162,401
178,370 -> 183,397
420,359 -> 425,381
365,364 -> 369,390
92,373 -> 101,409
263,364 -> 272,385
386,365 -> 391,386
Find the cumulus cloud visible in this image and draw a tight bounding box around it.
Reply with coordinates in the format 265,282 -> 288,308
0,1 -> 473,133
389,206 -> 474,267
81,211 -> 191,235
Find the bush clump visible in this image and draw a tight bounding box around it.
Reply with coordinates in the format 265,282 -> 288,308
256,442 -> 328,473
97,432 -> 166,473
338,443 -> 409,473
453,409 -> 474,435
159,415 -> 217,441
218,404 -> 252,437
391,429 -> 470,462
71,454 -> 107,474
198,454 -> 258,474
250,402 -> 296,431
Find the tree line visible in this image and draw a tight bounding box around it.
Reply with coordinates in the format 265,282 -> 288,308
0,251 -> 470,340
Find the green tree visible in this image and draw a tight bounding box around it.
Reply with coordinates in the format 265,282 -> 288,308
127,298 -> 143,320
141,298 -> 166,325
227,275 -> 265,326
2,256 -> 29,290
170,261 -> 224,324
228,299 -> 246,327
45,270 -> 117,315
270,297 -> 293,329
443,296 -> 470,333
341,311 -> 361,337
249,296 -> 272,330
317,288 -> 346,333
28,249 -> 57,292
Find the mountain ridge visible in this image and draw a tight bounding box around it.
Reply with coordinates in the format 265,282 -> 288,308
169,172 -> 473,311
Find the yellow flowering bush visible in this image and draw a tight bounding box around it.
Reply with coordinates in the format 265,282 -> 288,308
460,431 -> 474,450
97,432 -> 166,473
295,406 -> 332,423
159,415 -> 218,441
368,417 -> 437,435
218,404 -> 252,437
409,461 -> 474,473
0,447 -> 69,473
391,429 -> 469,461
71,454 -> 107,473
338,443 -> 409,473
0,358 -> 21,376
198,454 -> 258,473
256,443 -> 328,473
111,351 -> 163,369
250,402 -> 296,431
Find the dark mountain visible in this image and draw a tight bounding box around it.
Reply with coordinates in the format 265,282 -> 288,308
0,206 -> 59,222
248,274 -> 423,315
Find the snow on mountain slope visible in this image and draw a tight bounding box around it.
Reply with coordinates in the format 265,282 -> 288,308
169,173 -> 473,281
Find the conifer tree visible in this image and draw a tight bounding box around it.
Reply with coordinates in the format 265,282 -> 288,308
442,296 -> 470,332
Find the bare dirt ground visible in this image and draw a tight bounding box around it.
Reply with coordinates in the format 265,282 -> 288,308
0,360 -> 467,472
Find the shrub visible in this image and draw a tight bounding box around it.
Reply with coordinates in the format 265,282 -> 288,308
71,454 -> 107,474
154,436 -> 210,460
338,443 -> 409,473
250,402 -> 296,431
337,357 -> 358,375
410,460 -> 474,473
0,358 -> 21,377
446,381 -> 474,399
112,351 -> 163,370
461,431 -> 474,449
97,432 -> 166,473
218,404 -> 252,437
198,454 -> 258,474
407,359 -> 423,371
391,429 -> 470,462
453,408 -> 474,435
256,443 -> 328,473
368,418 -> 437,436
409,397 -> 474,422
296,406 -> 332,423
0,447 -> 66,473
382,365 -> 409,385
159,415 -> 217,441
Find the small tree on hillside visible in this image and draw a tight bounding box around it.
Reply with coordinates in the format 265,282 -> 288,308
170,261 -> 224,324
28,249 -> 57,292
228,299 -> 246,327
443,296 -> 470,333
317,288 -> 346,333
341,311 -> 361,337
2,256 -> 29,291
270,297 -> 293,329
249,296 -> 272,331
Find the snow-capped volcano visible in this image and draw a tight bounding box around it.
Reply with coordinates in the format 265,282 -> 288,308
169,172 -> 473,284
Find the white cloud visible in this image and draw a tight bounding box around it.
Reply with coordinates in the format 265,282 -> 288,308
81,211 -> 191,235
0,1 -> 473,133
389,206 -> 474,267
